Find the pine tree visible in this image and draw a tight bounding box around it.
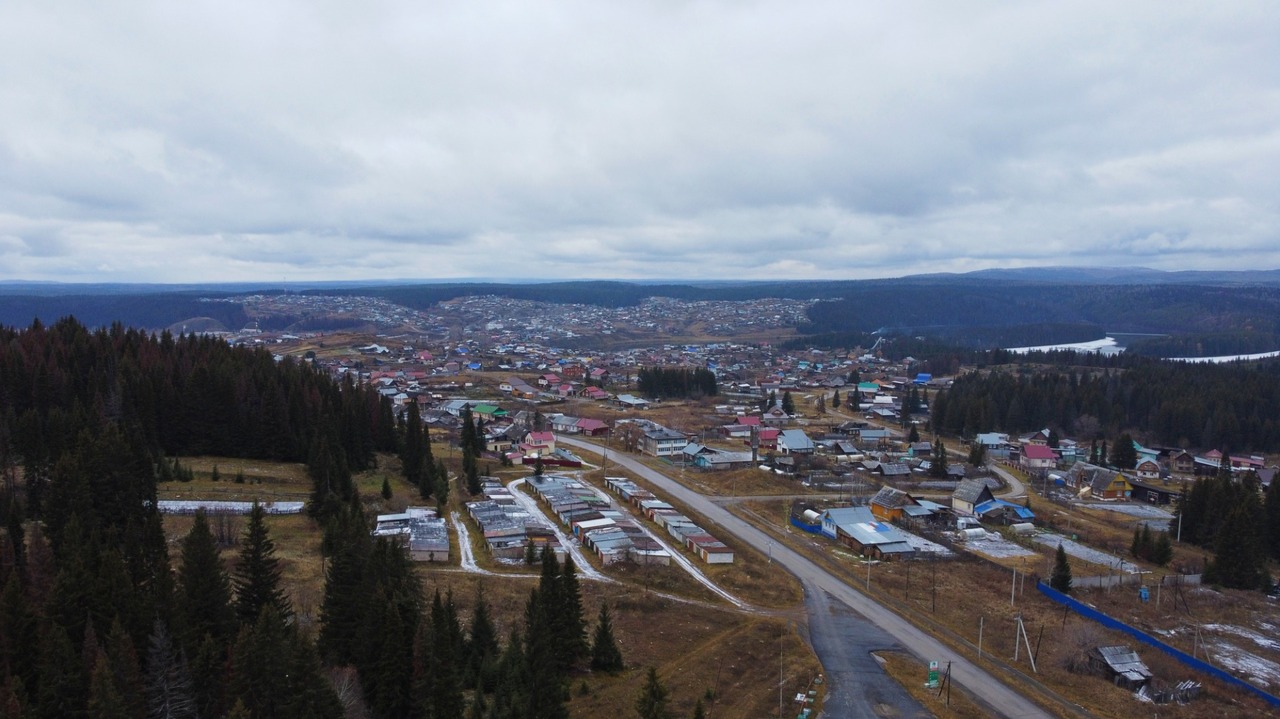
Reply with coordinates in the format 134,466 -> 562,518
467,590 -> 499,687
1109,434 -> 1137,470
635,667 -> 673,719
928,440 -> 948,478
1265,476 -> 1280,561
1204,503 -> 1269,590
38,624 -> 88,719
967,441 -> 986,467
88,647 -> 130,719
434,460 -> 450,506
590,603 -> 623,673
523,574 -> 569,719
1050,544 -> 1073,594
691,698 -> 706,719
558,556 -> 587,668
104,617 -> 145,719
0,574 -> 38,689
176,510 -> 236,650
233,502 -> 292,626
1152,531 -> 1173,567
401,402 -> 427,492
318,503 -> 372,665
415,591 -> 464,719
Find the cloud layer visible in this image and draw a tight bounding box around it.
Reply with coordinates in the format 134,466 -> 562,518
1,1 -> 1277,282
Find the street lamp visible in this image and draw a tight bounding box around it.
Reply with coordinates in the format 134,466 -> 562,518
767,539 -> 773,564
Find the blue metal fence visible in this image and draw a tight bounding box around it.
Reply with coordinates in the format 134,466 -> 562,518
1036,581 -> 1280,707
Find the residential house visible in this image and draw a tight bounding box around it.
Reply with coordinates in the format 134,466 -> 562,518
1168,450 -> 1196,476
1068,462 -> 1133,500
525,431 -> 556,452
974,499 -> 1035,525
575,418 -> 611,436
1019,443 -> 1059,472
639,425 -> 689,457
820,506 -> 915,561
952,478 -> 996,516
869,486 -> 917,523
1134,458 -> 1161,482
778,429 -> 816,455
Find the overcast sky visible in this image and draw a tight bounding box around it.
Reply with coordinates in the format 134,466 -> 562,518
1,1 -> 1277,283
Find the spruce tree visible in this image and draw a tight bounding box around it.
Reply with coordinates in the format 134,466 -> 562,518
176,510 -> 236,650
318,502 -> 371,665
1152,531 -> 1173,567
381,476 -> 392,500
233,502 -> 292,626
0,574 -> 38,689
1204,503 -> 1269,590
37,624 -> 87,719
635,667 -> 673,719
1109,434 -> 1137,470
831,390 -> 841,409
401,402 -> 427,492
1050,544 -> 1073,594
104,617 -> 145,719
590,603 -> 623,673
88,647 -> 130,719
558,556 -> 587,669
781,391 -> 795,415
1265,476 -> 1280,561
467,590 -> 499,687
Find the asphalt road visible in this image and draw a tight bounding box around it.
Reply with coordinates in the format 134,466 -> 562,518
560,435 -> 1052,719
804,583 -> 932,718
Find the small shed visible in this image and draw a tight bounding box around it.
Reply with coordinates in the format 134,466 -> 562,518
1088,646 -> 1153,690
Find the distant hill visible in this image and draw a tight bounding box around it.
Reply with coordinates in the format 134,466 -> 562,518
3,267 -> 1280,356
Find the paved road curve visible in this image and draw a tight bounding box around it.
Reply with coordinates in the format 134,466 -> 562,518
560,435 -> 1052,719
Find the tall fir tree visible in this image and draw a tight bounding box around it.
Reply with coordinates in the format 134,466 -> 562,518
589,603 -> 623,673
1050,543 -> 1073,594
1265,476 -> 1280,561
175,511 -> 235,650
400,402 -> 428,496
635,667 -> 673,719
233,502 -> 292,626
1204,502 -> 1270,590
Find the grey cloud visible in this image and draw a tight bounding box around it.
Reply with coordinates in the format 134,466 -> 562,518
0,1 -> 1277,282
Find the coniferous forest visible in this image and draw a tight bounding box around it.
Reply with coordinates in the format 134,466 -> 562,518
930,351 -> 1280,451
0,317 -> 599,718
635,367 -> 717,400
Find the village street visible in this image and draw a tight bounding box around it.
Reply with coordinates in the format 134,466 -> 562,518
557,434 -> 1053,719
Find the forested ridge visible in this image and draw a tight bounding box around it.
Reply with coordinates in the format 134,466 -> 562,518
6,276 -> 1280,358
0,318 -> 607,718
931,352 -> 1280,452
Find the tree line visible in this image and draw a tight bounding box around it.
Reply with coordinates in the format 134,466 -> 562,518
635,367 -> 717,400
0,317 -> 401,520
930,354 -> 1280,452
